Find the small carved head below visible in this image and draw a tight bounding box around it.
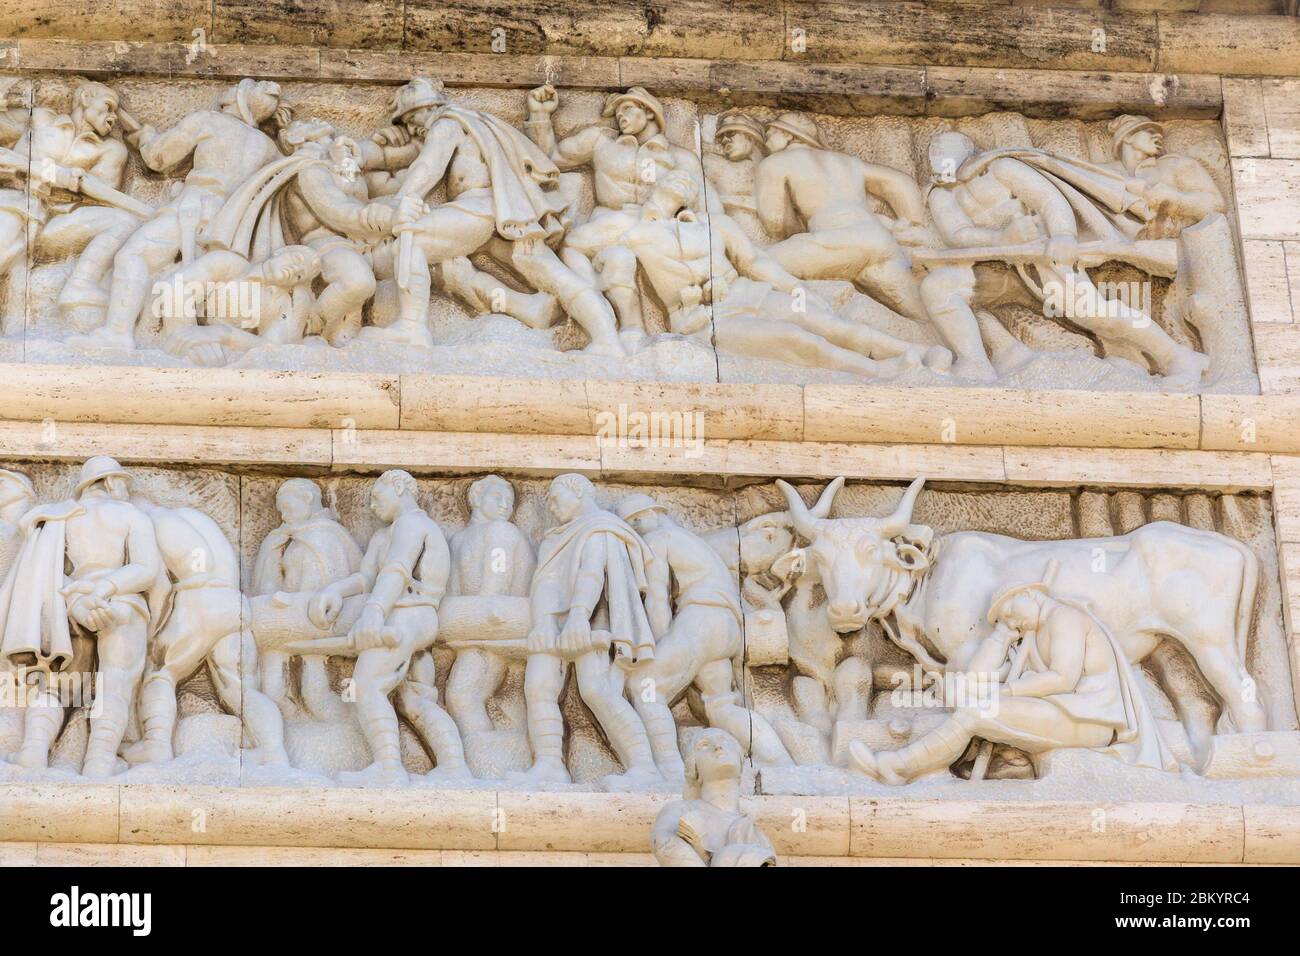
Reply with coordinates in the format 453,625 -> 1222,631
683,728 -> 744,800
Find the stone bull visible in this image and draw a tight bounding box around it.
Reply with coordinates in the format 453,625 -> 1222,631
774,476 -> 1268,741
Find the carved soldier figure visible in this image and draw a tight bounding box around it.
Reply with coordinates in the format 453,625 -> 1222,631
617,171 -> 948,377
0,457 -> 163,777
616,494 -> 794,779
919,130 -> 1209,385
444,475 -> 535,737
124,501 -> 288,768
704,110 -> 768,241
1105,115 -> 1226,238
651,729 -> 777,867
154,245 -> 322,365
308,470 -> 469,786
514,473 -> 663,788
754,112 -> 933,327
366,77 -> 621,354
72,78 -> 286,350
0,82 -> 139,334
525,84 -> 712,342
252,479 -> 361,722
850,577 -> 1176,784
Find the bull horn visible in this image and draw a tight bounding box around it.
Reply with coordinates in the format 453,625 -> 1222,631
775,479 -> 819,540
809,476 -> 845,518
879,476 -> 926,537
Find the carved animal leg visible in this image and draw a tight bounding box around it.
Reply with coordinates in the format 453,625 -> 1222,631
1190,644 -> 1269,735
1144,641 -> 1216,763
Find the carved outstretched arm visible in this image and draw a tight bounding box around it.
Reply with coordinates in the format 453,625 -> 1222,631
528,122 -> 602,171
928,188 -> 1001,249
297,164 -> 392,240
395,119 -> 460,200
863,160 -> 926,224
994,158 -> 1076,239
137,111 -> 206,174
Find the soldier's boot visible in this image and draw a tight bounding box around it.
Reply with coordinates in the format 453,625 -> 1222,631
850,711 -> 978,785
595,697 -> 664,791
122,674 -> 177,765
338,717 -> 409,787
509,702 -> 570,785
396,679 -> 472,782
8,690 -> 62,769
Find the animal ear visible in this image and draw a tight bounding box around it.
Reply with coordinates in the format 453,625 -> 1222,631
894,542 -> 929,571
771,547 -> 806,580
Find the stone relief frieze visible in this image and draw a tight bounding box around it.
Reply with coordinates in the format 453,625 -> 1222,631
0,458 -> 1294,803
0,74 -> 1255,392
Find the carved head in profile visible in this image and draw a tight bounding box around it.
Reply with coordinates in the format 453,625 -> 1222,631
278,116 -> 334,154
73,81 -> 119,138
390,77 -> 449,138
547,473 -> 595,525
987,580 -> 1051,634
371,469 -> 418,522
467,475 -> 514,522
602,87 -> 666,138
1109,114 -> 1164,163
220,78 -> 283,128
764,113 -> 823,153
257,245 -> 321,289
615,493 -> 666,535
715,111 -> 765,162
